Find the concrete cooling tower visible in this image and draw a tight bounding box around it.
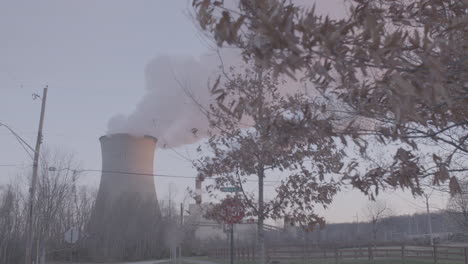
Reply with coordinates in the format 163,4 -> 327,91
88,134 -> 162,260
96,133 -> 158,204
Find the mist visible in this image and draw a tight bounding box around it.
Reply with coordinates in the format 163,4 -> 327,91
106,49 -> 317,149
107,53 -> 228,148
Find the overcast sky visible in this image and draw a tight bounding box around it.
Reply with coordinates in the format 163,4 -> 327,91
0,0 -> 448,224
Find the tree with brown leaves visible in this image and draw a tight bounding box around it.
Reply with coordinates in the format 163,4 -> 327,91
190,1 -> 467,263
192,0 -> 466,197
194,66 -> 345,264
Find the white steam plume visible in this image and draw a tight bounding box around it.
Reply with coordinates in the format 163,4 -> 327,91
107,49 -> 319,148
107,0 -> 351,149
107,52 -> 237,148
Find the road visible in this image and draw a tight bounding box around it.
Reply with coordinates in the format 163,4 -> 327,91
124,258 -> 219,264
51,258 -> 219,264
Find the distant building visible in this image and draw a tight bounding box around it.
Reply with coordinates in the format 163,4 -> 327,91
186,203 -> 257,245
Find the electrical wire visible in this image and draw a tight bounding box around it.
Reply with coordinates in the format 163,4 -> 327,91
14,135 -> 34,160
79,169 -> 281,183
392,192 -> 427,211
0,121 -> 35,160
79,169 -> 196,179
0,164 -> 280,183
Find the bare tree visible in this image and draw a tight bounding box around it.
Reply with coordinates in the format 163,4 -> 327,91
365,200 -> 391,243
0,149 -> 98,264
33,150 -> 81,263
0,183 -> 24,264
447,181 -> 468,233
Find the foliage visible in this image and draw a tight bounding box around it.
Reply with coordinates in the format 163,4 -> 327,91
195,66 -> 344,229
192,0 -> 467,195
193,63 -> 351,264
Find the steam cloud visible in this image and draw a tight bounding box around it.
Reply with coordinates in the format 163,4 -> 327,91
107,50 -> 315,148
107,53 -> 236,148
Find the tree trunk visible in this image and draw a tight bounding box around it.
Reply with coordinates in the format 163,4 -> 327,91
372,220 -> 377,243
257,170 -> 265,264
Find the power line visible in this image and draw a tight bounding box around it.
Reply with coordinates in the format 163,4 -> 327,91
393,192 -> 427,211
0,164 -> 281,183
79,169 -> 196,179
0,159 -> 286,184
77,169 -> 281,183
0,121 -> 35,158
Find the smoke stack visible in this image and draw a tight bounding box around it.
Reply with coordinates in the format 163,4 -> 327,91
88,133 -> 161,260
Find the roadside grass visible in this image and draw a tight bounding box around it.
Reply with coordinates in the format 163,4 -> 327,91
189,256 -> 465,264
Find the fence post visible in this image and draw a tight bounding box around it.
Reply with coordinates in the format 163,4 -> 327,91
433,245 -> 438,264
401,245 -> 405,264
303,244 -> 307,264
266,246 -> 270,264
368,245 -> 373,261
464,248 -> 468,264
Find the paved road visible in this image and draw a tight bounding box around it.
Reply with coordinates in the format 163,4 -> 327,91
123,260 -> 168,264
116,258 -> 219,264
179,258 -> 219,264
51,259 -> 170,264
51,257 -> 219,264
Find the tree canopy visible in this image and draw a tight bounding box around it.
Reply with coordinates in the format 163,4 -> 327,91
193,0 -> 467,195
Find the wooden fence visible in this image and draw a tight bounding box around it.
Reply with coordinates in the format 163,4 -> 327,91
209,244 -> 468,263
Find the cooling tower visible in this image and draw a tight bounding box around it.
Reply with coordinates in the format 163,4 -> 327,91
96,133 -> 158,205
88,133 -> 162,261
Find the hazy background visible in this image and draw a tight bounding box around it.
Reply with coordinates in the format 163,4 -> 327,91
0,0 -> 448,224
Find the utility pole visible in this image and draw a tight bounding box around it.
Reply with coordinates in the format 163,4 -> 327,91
179,203 -> 183,264
230,224 -> 234,264
408,214 -> 412,235
24,86 -> 48,264
425,194 -> 434,246
355,213 -> 359,235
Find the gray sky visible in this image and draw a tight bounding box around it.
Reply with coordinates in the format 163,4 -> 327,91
0,0 -> 448,224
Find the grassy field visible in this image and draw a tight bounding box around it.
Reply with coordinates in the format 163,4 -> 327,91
48,257 -> 466,264
192,256 -> 465,264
